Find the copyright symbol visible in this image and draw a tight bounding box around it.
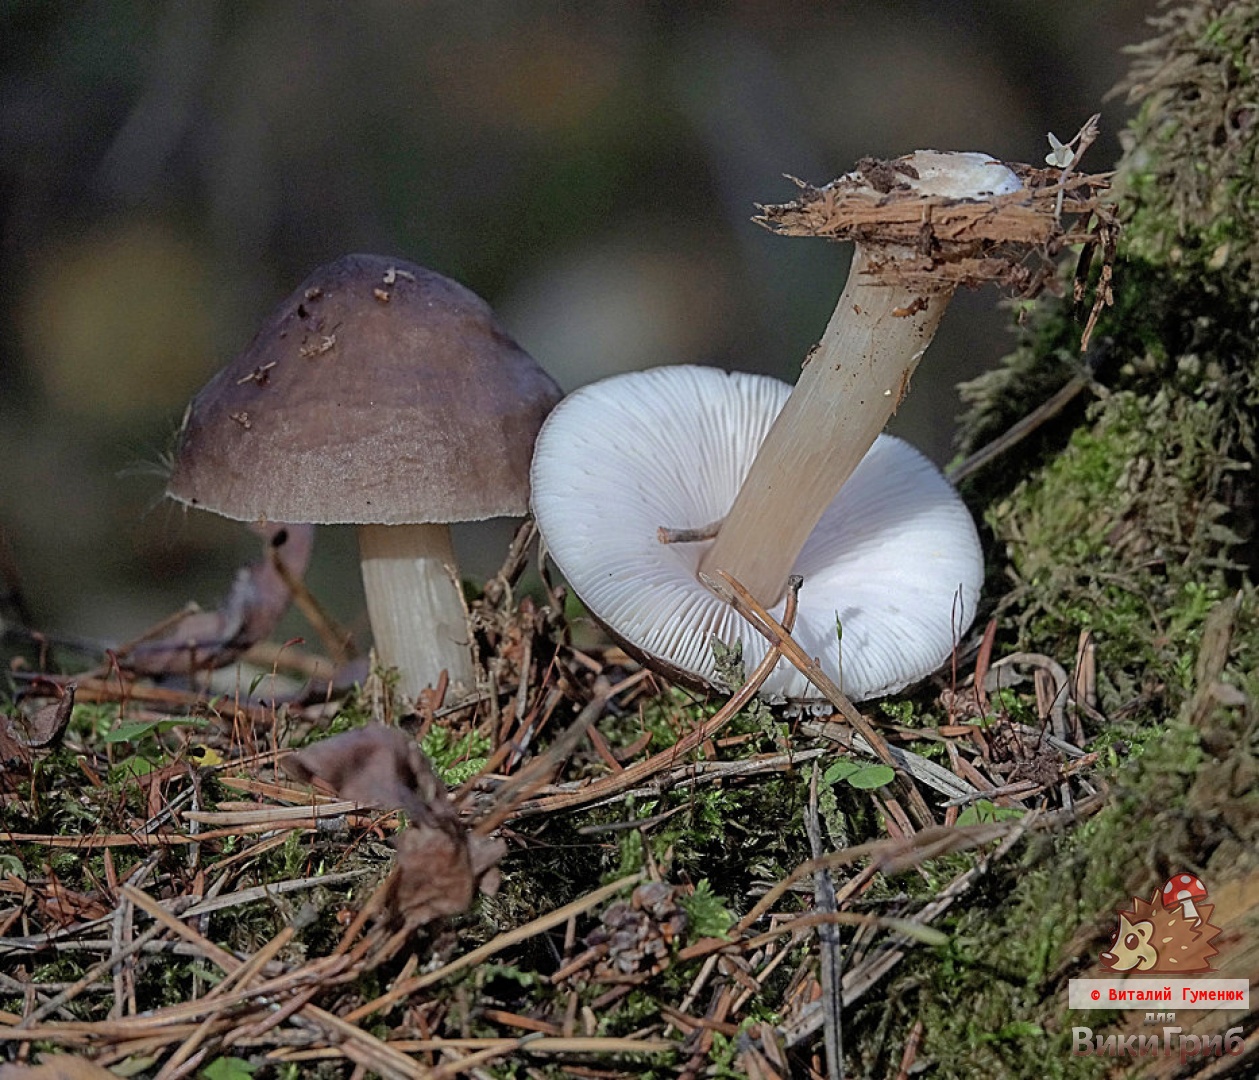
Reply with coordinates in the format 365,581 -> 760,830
1091,990 -> 1100,1001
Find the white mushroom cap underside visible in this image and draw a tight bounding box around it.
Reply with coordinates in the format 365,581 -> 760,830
531,366 -> 983,701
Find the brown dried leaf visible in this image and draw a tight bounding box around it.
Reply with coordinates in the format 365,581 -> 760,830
1,681 -> 75,766
385,823 -> 507,927
121,522 -> 313,676
283,723 -> 443,824
11,682 -> 75,749
0,722 -> 25,766
284,724 -> 506,926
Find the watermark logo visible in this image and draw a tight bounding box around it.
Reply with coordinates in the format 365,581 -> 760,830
1068,874 -> 1247,1062
1098,873 -> 1221,973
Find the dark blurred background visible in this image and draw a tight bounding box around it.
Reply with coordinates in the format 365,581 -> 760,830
0,1 -> 1151,654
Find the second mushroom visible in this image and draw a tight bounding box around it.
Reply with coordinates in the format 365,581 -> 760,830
532,147 -> 1109,701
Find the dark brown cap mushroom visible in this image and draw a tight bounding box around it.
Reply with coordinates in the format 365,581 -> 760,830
167,254 -> 562,699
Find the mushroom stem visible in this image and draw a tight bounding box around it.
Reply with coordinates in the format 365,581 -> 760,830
358,523 -> 475,700
699,244 -> 952,605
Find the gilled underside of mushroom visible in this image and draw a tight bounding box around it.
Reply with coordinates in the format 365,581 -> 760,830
531,365 -> 984,702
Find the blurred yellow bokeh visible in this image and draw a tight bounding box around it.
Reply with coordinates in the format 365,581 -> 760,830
21,220 -> 216,422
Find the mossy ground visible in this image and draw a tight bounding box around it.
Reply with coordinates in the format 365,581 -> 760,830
894,5 -> 1259,1072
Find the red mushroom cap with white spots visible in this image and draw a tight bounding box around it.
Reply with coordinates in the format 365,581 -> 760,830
1163,874 -> 1207,921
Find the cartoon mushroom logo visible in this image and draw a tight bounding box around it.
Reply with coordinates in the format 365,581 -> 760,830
1163,873 -> 1208,922
167,254 -> 561,701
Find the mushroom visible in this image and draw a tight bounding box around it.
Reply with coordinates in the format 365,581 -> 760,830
167,254 -> 561,700
530,365 -> 982,702
698,151 -> 1023,606
1162,873 -> 1208,922
532,144 -> 1110,702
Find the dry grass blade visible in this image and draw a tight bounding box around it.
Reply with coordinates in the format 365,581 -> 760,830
741,911 -> 948,952
800,719 -> 978,802
426,1035 -> 547,1077
120,885 -> 237,972
156,926 -> 296,1078
806,764 -> 843,1080
110,886 -> 431,1079
0,1058 -> 119,1078
267,1034 -> 676,1066
471,679 -> 613,835
181,798 -> 381,825
737,821 -> 1018,934
1,831 -> 186,849
300,1004 -> 435,1079
19,902 -> 187,1025
700,569 -> 894,769
701,570 -> 941,827
946,367 -> 1097,484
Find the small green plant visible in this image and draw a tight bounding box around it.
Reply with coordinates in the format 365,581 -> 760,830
823,757 -> 895,791
96,711 -> 213,781
955,800 -> 1025,826
420,725 -> 491,785
681,878 -> 734,940
201,1057 -> 257,1080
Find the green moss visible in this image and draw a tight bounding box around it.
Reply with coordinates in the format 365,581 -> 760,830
1117,1 -> 1259,278
987,387 -> 1235,707
873,688 -> 1254,1078
902,5 -> 1259,1075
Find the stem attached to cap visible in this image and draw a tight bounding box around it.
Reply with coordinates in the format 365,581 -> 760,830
700,151 -> 1023,606
359,523 -> 475,700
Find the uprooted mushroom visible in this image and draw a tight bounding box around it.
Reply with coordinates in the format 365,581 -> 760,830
532,135 -> 1113,703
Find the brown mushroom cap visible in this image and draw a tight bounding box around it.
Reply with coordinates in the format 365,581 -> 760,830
167,254 -> 562,524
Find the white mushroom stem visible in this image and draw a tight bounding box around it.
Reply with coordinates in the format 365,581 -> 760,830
700,150 -> 1021,606
358,523 -> 475,700
699,245 -> 951,605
